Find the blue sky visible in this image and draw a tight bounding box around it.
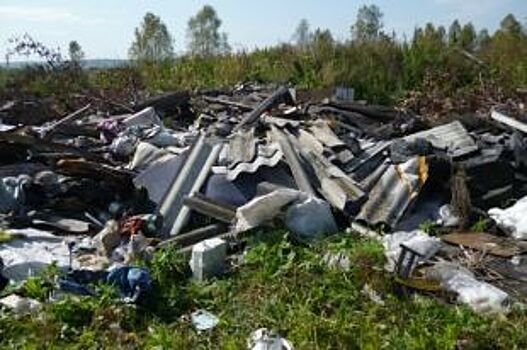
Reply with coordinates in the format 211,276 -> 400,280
0,0 -> 525,60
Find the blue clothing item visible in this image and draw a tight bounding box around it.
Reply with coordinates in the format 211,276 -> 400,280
106,267 -> 152,300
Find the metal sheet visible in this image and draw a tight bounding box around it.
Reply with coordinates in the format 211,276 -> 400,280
346,140 -> 391,181
233,86 -> 294,132
297,129 -> 325,154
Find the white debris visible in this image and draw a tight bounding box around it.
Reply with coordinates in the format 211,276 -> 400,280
247,328 -> 294,350
323,251 -> 351,270
129,142 -> 169,171
427,262 -> 510,314
362,284 -> 385,306
235,189 -> 336,241
93,220 -> 121,256
0,228 -> 75,281
382,230 -> 441,272
121,107 -> 162,128
285,196 -> 338,241
0,294 -> 41,315
436,204 -> 460,227
488,196 -> 527,240
191,309 -> 219,331
189,238 -> 227,281
235,188 -> 302,232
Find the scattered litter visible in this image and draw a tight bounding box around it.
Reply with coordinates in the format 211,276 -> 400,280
427,262 -> 510,314
437,204 -> 461,228
191,309 -> 220,331
1,82 -> 527,322
0,228 -> 75,281
0,294 -> 41,315
247,328 -> 294,350
323,251 -> 351,270
382,230 -> 441,273
362,284 -> 385,306
489,196 -> 527,240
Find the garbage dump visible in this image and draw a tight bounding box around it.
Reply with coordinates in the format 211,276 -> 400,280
1,82 -> 527,314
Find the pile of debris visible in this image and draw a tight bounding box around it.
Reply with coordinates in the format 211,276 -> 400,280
1,83 -> 527,316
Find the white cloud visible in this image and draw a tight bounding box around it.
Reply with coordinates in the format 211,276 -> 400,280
432,0 -> 504,17
0,5 -> 109,25
0,5 -> 78,22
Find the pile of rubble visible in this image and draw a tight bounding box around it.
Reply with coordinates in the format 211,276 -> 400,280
1,83 -> 527,315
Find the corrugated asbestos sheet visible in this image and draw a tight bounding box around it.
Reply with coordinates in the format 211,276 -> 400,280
345,140 -> 391,180
225,143 -> 283,181
226,128 -> 256,167
134,153 -> 183,204
159,134 -> 222,236
356,156 -> 429,228
404,121 -> 477,158
309,120 -> 346,149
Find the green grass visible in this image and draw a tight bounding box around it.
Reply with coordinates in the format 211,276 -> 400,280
1,230 -> 527,349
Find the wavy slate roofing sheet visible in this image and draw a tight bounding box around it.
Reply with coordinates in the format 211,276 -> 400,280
404,120 -> 477,158
356,156 -> 429,229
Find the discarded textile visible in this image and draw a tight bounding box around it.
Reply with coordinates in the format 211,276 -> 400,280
57,278 -> 96,296
106,266 -> 152,303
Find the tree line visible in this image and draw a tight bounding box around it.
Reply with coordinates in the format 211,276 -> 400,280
2,4 -> 526,105
129,5 -> 230,60
120,4 -> 525,104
